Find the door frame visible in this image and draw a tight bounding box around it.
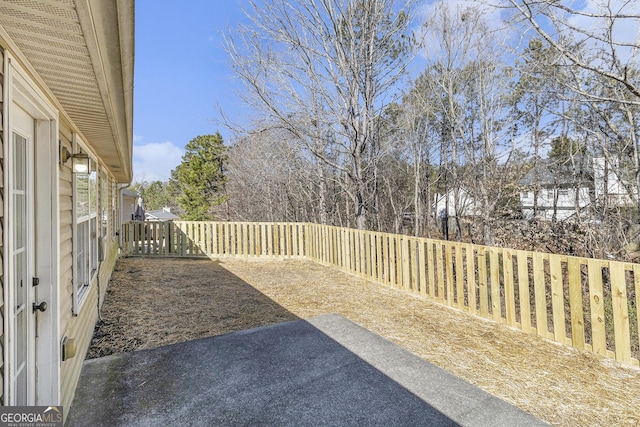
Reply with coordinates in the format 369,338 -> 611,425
4,55 -> 60,405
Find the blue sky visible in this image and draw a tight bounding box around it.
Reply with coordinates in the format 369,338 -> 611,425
133,0 -> 247,183
131,0 -> 490,183
131,0 -> 622,183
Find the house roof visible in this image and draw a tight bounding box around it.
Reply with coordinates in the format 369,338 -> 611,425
519,156 -> 593,188
0,0 -> 134,182
121,188 -> 138,198
146,209 -> 180,221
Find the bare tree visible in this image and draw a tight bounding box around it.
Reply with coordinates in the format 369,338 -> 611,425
419,3 -> 520,244
504,0 -> 640,103
225,0 -> 415,229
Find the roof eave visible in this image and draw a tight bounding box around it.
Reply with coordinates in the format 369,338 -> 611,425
75,0 -> 134,183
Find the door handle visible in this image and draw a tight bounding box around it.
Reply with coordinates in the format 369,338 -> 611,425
33,301 -> 47,313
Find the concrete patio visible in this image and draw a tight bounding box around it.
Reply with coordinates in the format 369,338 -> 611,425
66,314 -> 545,426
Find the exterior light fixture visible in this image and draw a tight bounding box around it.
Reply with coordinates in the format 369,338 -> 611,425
60,144 -> 90,173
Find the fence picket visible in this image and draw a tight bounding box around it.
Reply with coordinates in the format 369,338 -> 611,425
489,248 -> 501,322
504,249 -> 516,326
568,257 -> 585,350
466,245 -> 476,315
550,255 -> 566,343
517,250 -> 531,332
533,252 -> 548,338
610,262 -> 631,363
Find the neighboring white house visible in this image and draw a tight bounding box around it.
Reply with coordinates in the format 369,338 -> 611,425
518,156 -> 622,220
432,188 -> 480,219
146,207 -> 180,221
121,188 -> 140,222
0,0 -> 134,414
593,156 -> 638,207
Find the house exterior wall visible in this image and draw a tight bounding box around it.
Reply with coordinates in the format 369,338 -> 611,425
58,123 -> 122,411
433,190 -> 479,218
593,157 -> 637,207
0,39 -> 128,412
521,187 -> 592,220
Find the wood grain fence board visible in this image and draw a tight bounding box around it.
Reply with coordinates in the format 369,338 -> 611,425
373,232 -> 383,283
335,226 -> 340,264
158,222 -> 164,254
187,222 -> 194,255
346,230 -> 353,274
157,222 -> 163,255
258,223 -> 265,257
503,249 -> 516,326
330,226 -> 335,264
362,231 -> 368,276
396,236 -> 404,288
208,222 -> 214,256
199,221 -> 209,255
288,223 -> 294,258
489,248 -> 501,322
549,255 -> 566,343
361,231 -> 368,276
362,231 -> 369,277
354,230 -> 362,276
455,244 -> 464,309
446,243 -> 455,306
254,222 -> 259,256
516,250 -> 531,332
427,240 -> 435,297
610,262 -> 631,363
568,257 -> 586,350
369,231 -> 376,279
466,245 -> 476,315
224,222 -> 229,256
478,249 -> 488,318
124,222 -> 131,253
214,223 -> 221,256
191,222 -> 197,255
533,252 -> 548,338
388,235 -> 396,287
250,223 -> 256,256
132,222 -> 138,254
362,231 -> 371,279
384,233 -> 390,283
436,243 -> 445,301
165,222 -> 172,255
402,237 -> 410,291
338,228 -> 344,269
173,222 -> 180,256
419,239 -> 427,297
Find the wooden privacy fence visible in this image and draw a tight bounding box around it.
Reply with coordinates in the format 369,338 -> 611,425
121,221 -> 307,258
121,221 -> 640,367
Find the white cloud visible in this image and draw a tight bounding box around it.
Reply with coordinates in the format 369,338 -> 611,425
133,140 -> 184,183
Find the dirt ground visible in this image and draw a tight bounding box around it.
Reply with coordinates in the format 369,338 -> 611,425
88,257 -> 640,426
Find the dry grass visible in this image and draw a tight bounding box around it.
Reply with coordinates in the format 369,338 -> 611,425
88,257 -> 640,426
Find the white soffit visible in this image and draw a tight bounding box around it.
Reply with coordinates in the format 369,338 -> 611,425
0,0 -> 133,182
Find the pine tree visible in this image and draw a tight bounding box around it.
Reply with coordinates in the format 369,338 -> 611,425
172,133 -> 228,220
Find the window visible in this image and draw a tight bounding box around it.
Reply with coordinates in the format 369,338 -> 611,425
112,180 -> 117,236
558,189 -> 569,197
101,170 -> 108,238
73,155 -> 99,312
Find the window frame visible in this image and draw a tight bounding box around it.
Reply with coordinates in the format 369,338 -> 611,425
71,140 -> 100,314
